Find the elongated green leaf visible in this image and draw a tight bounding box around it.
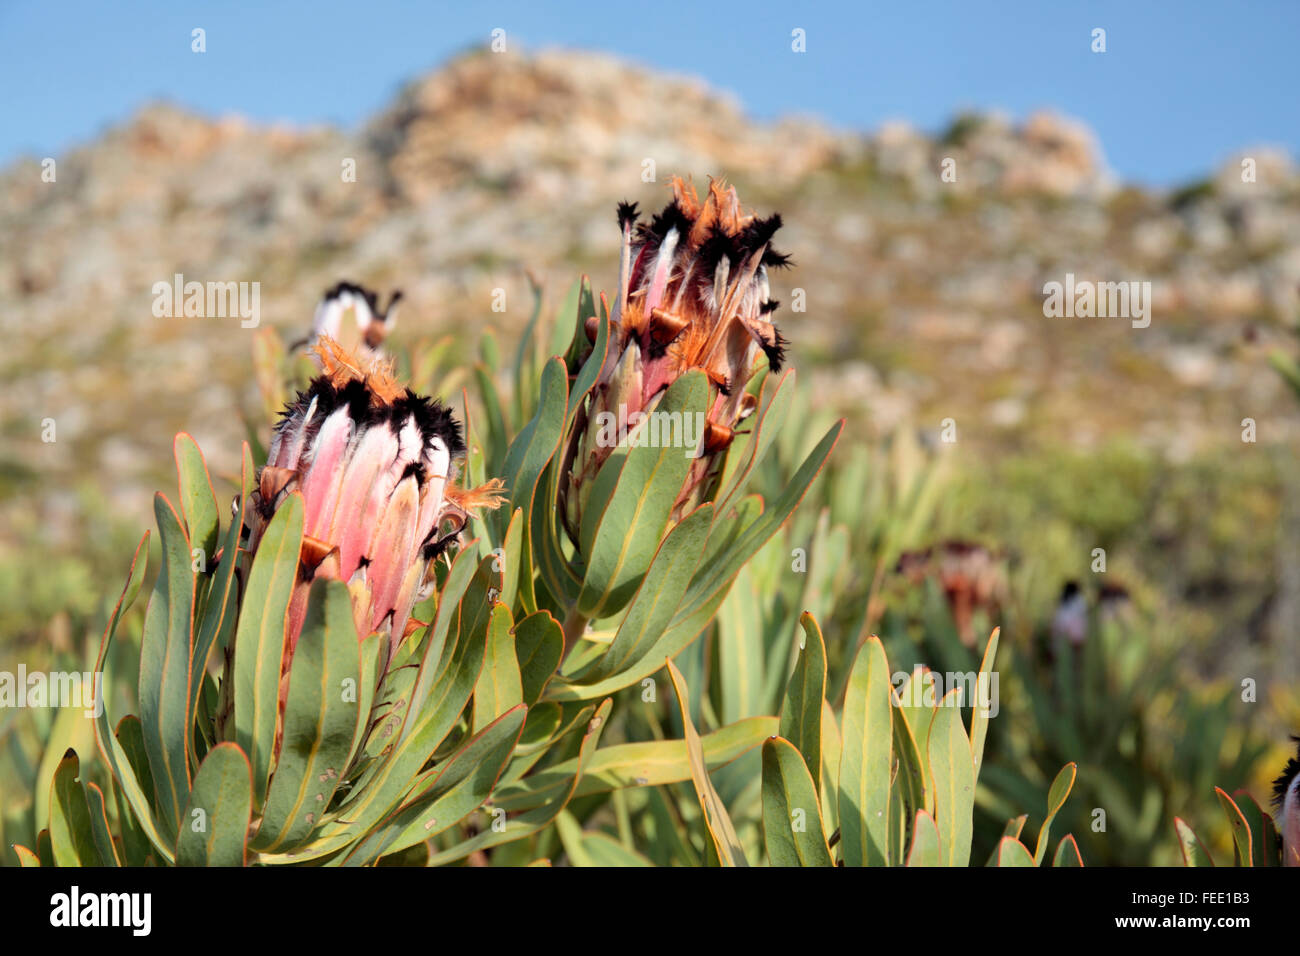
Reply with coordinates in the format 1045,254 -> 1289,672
1233,790 -> 1279,867
1053,834 -> 1084,867
891,696 -> 926,866
780,612 -> 826,790
838,637 -> 892,867
400,544 -> 485,747
190,449 -> 251,725
232,492 -> 303,804
176,743 -> 252,866
1215,787 -> 1254,867
1034,762 -> 1077,865
12,845 -> 40,867
514,610 -> 563,705
49,751 -> 103,866
666,660 -> 747,866
138,494 -> 196,839
343,704 -> 528,864
1174,817 -> 1215,867
676,421 -> 842,625
995,837 -> 1035,867
906,809 -> 942,867
425,699 -> 612,866
255,579 -> 362,852
715,368 -> 795,513
928,690 -> 974,867
85,783 -> 121,867
473,604 -> 522,733
575,830 -> 655,867
174,433 -> 219,565
718,564 -> 764,724
577,372 -> 708,617
266,584 -> 491,863
969,626 -> 999,781
542,716 -> 776,800
498,356 -> 568,541
895,668 -> 936,816
762,737 -> 833,867
577,503 -> 714,683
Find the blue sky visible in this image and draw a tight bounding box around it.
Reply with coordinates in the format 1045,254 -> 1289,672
1,0 -> 1296,186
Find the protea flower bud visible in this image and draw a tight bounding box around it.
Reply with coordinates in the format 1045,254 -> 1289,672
246,337 -> 501,670
560,177 -> 790,543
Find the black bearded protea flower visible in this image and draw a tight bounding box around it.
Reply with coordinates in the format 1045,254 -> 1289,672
560,176 -> 791,542
248,337 -> 503,672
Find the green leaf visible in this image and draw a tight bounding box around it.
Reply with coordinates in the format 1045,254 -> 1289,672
905,810 -> 942,867
343,704 -> 528,864
969,626 -> 999,782
514,610 -> 563,704
255,579 -> 362,853
715,368 -> 795,513
473,604 -> 523,733
1053,834 -> 1084,867
138,494 -> 196,839
573,829 -> 655,867
574,503 -> 714,686
928,690 -> 974,867
762,736 -> 833,867
994,836 -> 1035,867
837,636 -> 892,867
176,743 -> 253,866
49,750 -> 104,866
577,371 -> 709,618
675,421 -> 842,625
400,544 -> 483,745
1232,790 -> 1279,867
425,700 -> 612,866
544,715 -> 776,800
174,433 -> 220,566
894,668 -> 936,816
666,660 -> 747,866
85,783 -> 122,866
232,492 -> 303,805
498,356 -> 568,544
190,470 -> 246,729
890,694 -> 927,866
1215,787 -> 1254,866
779,612 -> 826,791
1174,817 -> 1216,867
718,564 -> 764,724
1034,762 -> 1077,865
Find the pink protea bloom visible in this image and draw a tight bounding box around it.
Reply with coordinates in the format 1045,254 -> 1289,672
245,338 -> 502,671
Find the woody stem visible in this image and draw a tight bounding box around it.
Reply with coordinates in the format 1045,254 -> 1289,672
561,606 -> 589,661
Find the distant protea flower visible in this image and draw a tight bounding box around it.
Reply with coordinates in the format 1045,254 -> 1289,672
1273,737 -> 1300,866
247,337 -> 502,670
560,176 -> 790,542
290,281 -> 402,358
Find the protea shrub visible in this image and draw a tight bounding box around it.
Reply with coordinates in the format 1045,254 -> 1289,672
20,178 -> 1083,868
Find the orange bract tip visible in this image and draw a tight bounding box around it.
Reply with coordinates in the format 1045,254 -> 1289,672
446,477 -> 508,515
312,335 -> 406,406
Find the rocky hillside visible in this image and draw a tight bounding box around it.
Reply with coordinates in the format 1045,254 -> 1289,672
2,46 -> 1299,548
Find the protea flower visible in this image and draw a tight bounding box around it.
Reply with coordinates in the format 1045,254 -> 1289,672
560,176 -> 790,542
247,336 -> 501,671
1273,737 -> 1300,866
